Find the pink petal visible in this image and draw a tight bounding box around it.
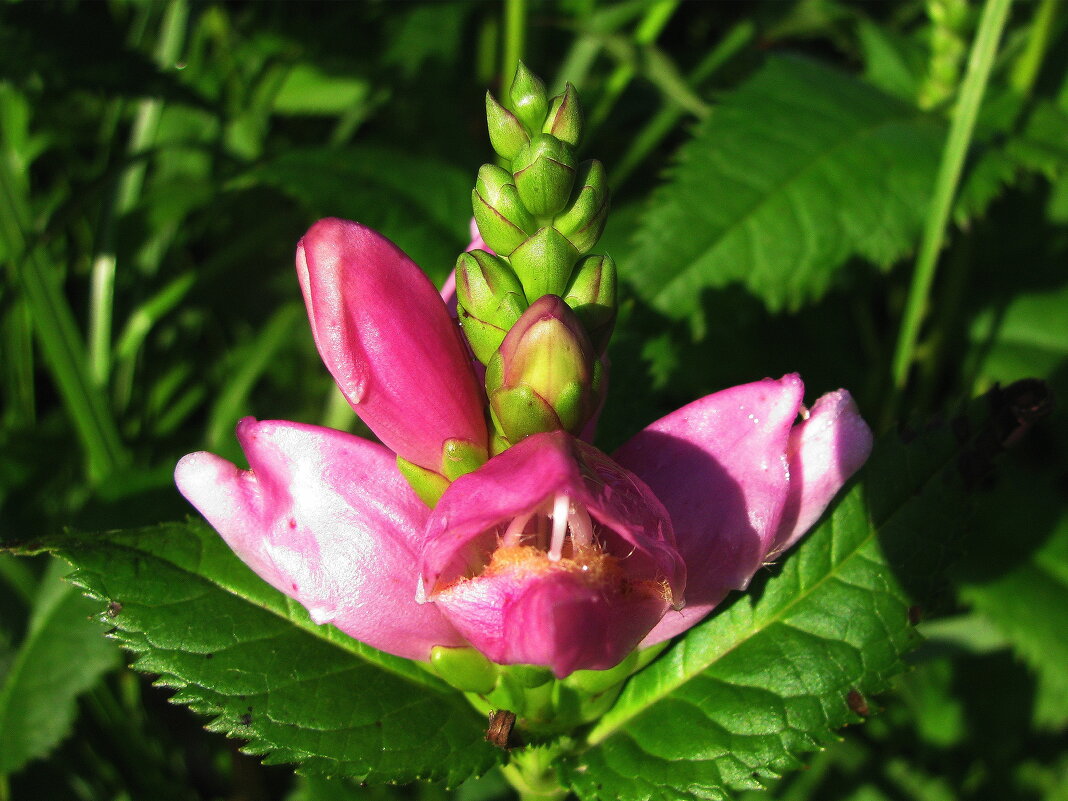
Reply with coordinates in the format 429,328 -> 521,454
435,568 -> 670,678
296,218 -> 487,473
175,418 -> 465,660
465,217 -> 491,254
439,269 -> 458,316
614,374 -> 805,645
421,431 -> 683,596
421,431 -> 685,676
771,389 -> 873,555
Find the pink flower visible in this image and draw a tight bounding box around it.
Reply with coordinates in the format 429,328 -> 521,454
175,218 -> 872,677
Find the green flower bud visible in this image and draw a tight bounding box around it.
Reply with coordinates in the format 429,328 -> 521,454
564,650 -> 639,695
509,61 -> 548,134
553,160 -> 608,253
430,646 -> 499,695
441,437 -> 488,481
508,225 -> 579,302
563,253 -> 616,354
455,250 -> 529,364
396,456 -> 450,507
542,82 -> 583,148
512,134 -> 577,217
472,164 -> 536,255
486,295 -> 601,441
486,92 -> 529,161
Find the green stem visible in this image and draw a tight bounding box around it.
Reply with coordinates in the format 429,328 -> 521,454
587,0 -> 680,133
502,0 -> 527,86
612,20 -> 754,187
1009,0 -> 1059,95
206,304 -> 302,448
0,158 -> 128,481
550,2 -> 657,94
887,0 -> 1013,415
88,0 -> 188,386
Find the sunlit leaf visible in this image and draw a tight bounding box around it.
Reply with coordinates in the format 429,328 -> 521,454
32,522 -> 498,785
626,56 -> 942,323
565,385 -> 1034,800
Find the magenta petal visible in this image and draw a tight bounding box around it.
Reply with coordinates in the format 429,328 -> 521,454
436,569 -> 670,678
421,431 -> 684,676
771,389 -> 873,555
614,374 -> 805,645
296,218 -> 487,472
175,418 -> 465,660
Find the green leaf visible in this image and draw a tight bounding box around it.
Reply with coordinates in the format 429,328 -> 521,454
32,521 -> 498,786
563,385 -> 1030,801
0,558 -> 118,775
960,510 -> 1068,729
273,64 -> 372,116
857,19 -> 924,102
625,56 -> 943,322
236,146 -> 472,284
970,282 -> 1068,390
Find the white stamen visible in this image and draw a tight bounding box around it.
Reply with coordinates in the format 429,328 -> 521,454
503,512 -> 533,547
548,492 -> 570,561
415,574 -> 427,604
568,503 -> 594,548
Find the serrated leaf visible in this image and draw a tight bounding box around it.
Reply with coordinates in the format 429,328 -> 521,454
563,386 -> 1029,801
34,521 -> 498,786
625,56 -> 943,321
0,558 -> 118,775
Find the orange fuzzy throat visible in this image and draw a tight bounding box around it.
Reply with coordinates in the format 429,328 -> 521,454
479,544 -> 674,604
483,544 -> 624,585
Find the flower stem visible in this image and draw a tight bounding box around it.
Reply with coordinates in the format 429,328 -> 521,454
502,0 -> 527,86
887,0 -> 1013,418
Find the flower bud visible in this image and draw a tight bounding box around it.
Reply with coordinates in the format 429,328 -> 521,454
430,646 -> 499,694
396,456 -> 451,507
441,437 -> 489,481
553,160 -> 608,253
513,134 -> 577,218
508,225 -> 579,302
542,82 -> 583,148
472,164 -> 536,256
455,250 -> 529,364
509,61 -> 548,134
563,254 -> 616,355
486,92 -> 529,161
486,295 -> 602,442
